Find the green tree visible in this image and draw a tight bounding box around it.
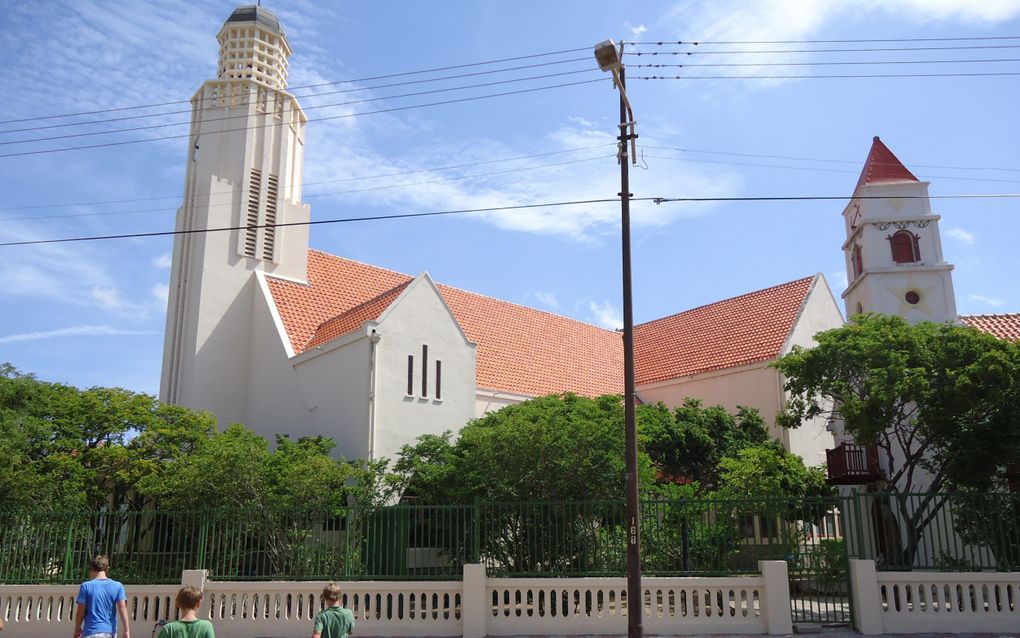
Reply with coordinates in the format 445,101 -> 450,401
716,443 -> 830,501
775,314 -> 1020,564
395,393 -> 656,502
640,398 -> 770,490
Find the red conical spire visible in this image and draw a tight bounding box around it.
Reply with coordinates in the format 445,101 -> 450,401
853,136 -> 919,195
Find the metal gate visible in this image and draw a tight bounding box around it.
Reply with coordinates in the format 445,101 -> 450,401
733,497 -> 852,626
784,499 -> 852,626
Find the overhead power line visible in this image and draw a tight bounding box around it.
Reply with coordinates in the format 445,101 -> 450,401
642,154 -> 1020,184
640,145 -> 1020,174
3,193 -> 1017,248
0,47 -> 593,126
633,58 -> 1020,68
0,56 -> 593,136
625,44 -> 1020,55
623,36 -> 1020,45
0,144 -> 617,213
1,68 -> 598,147
636,71 -> 1020,80
3,153 -> 615,222
0,78 -> 604,159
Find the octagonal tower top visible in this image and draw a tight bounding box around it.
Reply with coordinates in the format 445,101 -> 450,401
217,5 -> 292,90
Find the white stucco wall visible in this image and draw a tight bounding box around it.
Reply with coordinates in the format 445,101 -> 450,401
292,333 -> 373,460
243,274 -> 327,444
840,182 -> 957,323
370,275 -> 477,463
781,275 -> 846,467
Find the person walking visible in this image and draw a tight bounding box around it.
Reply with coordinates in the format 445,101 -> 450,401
157,586 -> 214,638
73,555 -> 130,638
311,583 -> 355,638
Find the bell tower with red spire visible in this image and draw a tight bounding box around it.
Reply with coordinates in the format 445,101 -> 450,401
841,137 -> 957,323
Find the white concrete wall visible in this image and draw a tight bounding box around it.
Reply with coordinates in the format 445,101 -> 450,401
848,560 -> 1020,634
243,275 -> 326,444
371,275 -> 477,463
292,334 -> 372,460
781,276 -> 844,467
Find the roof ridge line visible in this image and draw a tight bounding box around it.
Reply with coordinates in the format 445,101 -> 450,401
634,275 -> 816,329
436,281 -> 620,335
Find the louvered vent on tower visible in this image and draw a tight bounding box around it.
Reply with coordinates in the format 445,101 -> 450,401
245,169 -> 262,257
263,173 -> 279,260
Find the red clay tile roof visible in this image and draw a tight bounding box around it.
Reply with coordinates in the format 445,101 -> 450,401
304,281 -> 410,350
961,314 -> 1020,342
266,250 -> 818,397
633,275 -> 817,385
854,136 -> 919,195
266,250 -> 625,397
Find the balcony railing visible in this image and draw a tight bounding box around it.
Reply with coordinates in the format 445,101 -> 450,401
826,442 -> 883,485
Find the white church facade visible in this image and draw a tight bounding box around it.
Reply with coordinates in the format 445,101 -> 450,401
160,6 -> 1019,471
160,5 -> 848,466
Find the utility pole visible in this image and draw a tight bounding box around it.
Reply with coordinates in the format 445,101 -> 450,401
594,39 -> 641,638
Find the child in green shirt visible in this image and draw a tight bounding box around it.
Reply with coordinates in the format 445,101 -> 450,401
312,583 -> 355,638
158,585 -> 215,638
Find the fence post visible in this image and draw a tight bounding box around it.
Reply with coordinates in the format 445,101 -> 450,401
759,560 -> 792,635
848,559 -> 882,634
462,563 -> 487,638
63,516 -> 77,581
472,497 -> 481,561
196,511 -> 208,570
181,569 -> 208,590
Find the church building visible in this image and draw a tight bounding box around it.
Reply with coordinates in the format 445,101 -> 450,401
160,6 -> 1018,470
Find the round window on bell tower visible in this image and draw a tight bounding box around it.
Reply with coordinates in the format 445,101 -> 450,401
905,290 -> 921,305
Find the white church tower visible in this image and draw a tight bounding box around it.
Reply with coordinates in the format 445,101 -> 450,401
841,137 -> 957,323
160,5 -> 310,420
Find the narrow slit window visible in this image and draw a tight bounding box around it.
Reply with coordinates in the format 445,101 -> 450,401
244,168 -> 262,257
406,355 -> 414,396
435,361 -> 442,400
421,345 -> 428,397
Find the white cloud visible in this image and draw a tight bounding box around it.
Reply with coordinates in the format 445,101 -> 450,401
589,300 -> 623,329
0,325 -> 156,345
534,292 -> 560,309
628,23 -> 649,37
966,293 -> 1004,307
830,270 -> 848,289
91,285 -> 154,319
946,227 -> 975,244
152,253 -> 173,269
151,284 -> 170,305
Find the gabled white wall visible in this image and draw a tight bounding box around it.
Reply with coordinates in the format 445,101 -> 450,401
782,275 -> 845,466
370,274 -> 477,462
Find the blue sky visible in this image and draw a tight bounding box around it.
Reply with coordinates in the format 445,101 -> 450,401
1,0 -> 1018,395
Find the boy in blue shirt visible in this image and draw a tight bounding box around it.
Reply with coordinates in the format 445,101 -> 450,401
73,555 -> 130,638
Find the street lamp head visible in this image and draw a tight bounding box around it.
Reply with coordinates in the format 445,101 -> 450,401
593,39 -> 620,72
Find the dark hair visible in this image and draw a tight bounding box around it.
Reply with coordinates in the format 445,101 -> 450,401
176,585 -> 203,610
89,555 -> 110,573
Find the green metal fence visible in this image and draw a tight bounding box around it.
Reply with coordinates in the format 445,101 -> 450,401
1,492 -> 1017,584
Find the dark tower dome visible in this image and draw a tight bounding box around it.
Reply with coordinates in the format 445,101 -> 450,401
225,5 -> 284,35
